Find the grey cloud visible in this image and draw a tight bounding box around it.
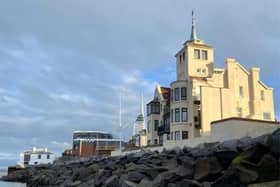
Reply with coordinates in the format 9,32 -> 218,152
0,0 -> 279,167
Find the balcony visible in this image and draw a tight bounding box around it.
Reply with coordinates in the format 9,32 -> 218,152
194,115 -> 201,129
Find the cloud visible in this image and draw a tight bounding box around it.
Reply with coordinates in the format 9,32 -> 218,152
0,0 -> 279,168
49,92 -> 94,106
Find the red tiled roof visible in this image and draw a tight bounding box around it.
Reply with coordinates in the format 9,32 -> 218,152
160,87 -> 170,100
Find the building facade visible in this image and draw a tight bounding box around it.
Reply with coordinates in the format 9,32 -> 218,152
72,131 -> 121,157
146,86 -> 170,145
146,12 -> 275,144
19,147 -> 55,166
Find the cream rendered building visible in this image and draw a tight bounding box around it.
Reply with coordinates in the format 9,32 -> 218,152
147,12 -> 275,144
146,86 -> 170,145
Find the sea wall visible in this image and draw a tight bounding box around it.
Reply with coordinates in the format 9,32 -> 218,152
112,119 -> 279,156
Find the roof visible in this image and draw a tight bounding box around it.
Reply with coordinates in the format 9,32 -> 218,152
73,130 -> 111,134
23,151 -> 54,155
136,114 -> 144,122
160,87 -> 171,100
211,117 -> 280,125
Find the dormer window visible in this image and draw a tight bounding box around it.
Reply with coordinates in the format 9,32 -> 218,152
202,50 -> 208,60
194,49 -> 200,59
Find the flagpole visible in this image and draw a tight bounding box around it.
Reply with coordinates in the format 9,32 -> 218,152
119,88 -> 122,152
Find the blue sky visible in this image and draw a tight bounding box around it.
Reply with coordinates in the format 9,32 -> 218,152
0,0 -> 279,168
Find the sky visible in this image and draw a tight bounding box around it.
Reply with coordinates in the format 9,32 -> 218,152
0,0 -> 279,168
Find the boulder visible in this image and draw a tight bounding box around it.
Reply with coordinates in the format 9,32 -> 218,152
127,171 -> 146,183
266,128 -> 280,156
211,170 -> 243,187
233,165 -> 258,184
104,175 -> 119,187
257,154 -> 280,182
175,179 -> 202,187
152,171 -> 179,187
247,180 -> 280,187
214,150 -> 239,169
194,157 -> 223,181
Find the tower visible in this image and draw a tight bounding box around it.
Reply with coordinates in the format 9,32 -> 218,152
134,94 -> 145,135
175,11 -> 214,81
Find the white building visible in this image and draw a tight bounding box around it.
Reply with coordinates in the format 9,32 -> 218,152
19,147 -> 55,166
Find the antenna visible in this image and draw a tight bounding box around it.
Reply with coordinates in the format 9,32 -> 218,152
119,88 -> 122,152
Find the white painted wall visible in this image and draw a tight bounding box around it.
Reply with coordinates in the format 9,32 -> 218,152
19,153 -> 55,166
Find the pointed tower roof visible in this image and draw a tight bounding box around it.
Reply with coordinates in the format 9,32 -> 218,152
190,10 -> 198,41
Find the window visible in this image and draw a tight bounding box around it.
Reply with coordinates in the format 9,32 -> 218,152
38,154 -> 41,159
171,109 -> 173,123
175,88 -> 180,101
182,131 -> 189,140
175,131 -> 180,140
202,69 -> 206,73
175,108 -> 180,122
194,49 -> 200,59
167,134 -> 170,140
147,140 -> 151,145
197,68 -> 201,73
261,90 -> 265,101
182,108 -> 188,122
239,86 -> 244,97
237,107 -> 242,117
160,104 -> 162,112
154,139 -> 158,145
181,87 -> 187,100
154,120 -> 159,131
183,52 -> 185,61
170,132 -> 173,140
201,50 -> 208,60
263,112 -> 271,120
47,154 -> 50,159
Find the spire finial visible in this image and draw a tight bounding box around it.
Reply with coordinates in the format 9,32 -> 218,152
190,10 -> 198,41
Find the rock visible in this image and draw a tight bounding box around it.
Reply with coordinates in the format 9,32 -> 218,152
257,154 -> 280,182
72,167 -> 91,181
139,166 -> 168,179
94,169 -> 112,186
247,180 -> 280,187
104,175 -> 119,187
211,170 -> 243,187
189,148 -> 214,158
217,139 -> 239,152
127,171 -> 146,183
266,128 -> 280,156
121,180 -> 137,187
67,180 -> 81,187
177,155 -> 195,169
175,179 -> 202,187
214,150 -> 239,169
194,157 -> 223,181
233,165 -> 258,184
161,158 -> 178,170
232,143 -> 269,165
172,165 -> 193,179
152,171 -> 179,187
137,178 -> 153,187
